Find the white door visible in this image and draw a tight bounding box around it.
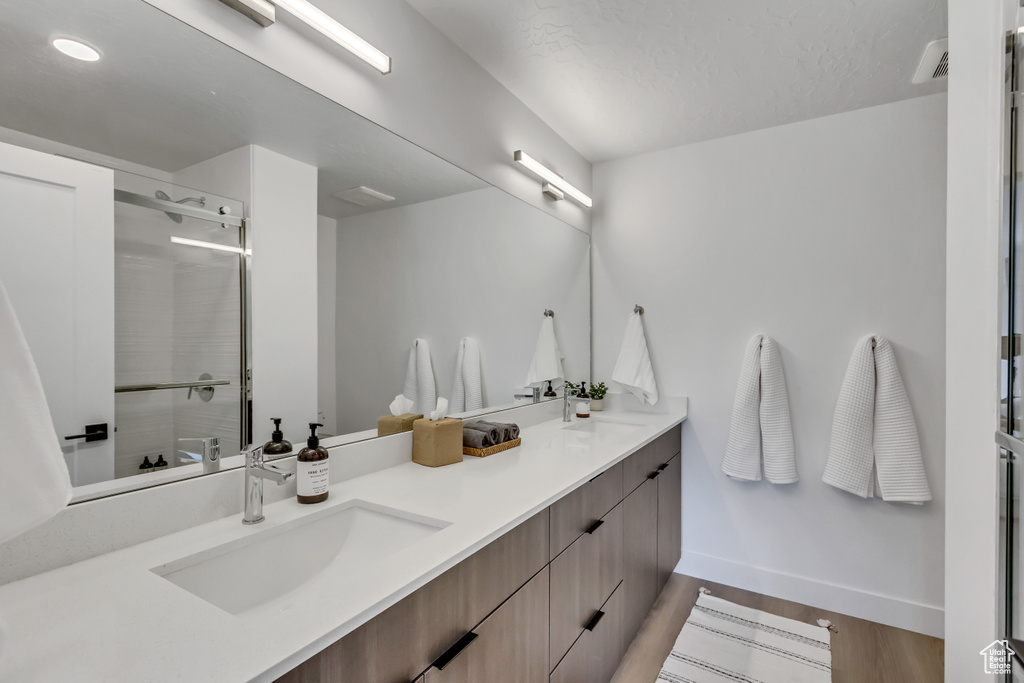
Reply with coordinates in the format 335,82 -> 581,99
0,141 -> 114,486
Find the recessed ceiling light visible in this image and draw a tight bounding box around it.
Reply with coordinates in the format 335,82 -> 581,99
52,38 -> 101,62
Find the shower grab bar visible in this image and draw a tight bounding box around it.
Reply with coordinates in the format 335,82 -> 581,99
115,379 -> 231,393
114,189 -> 244,227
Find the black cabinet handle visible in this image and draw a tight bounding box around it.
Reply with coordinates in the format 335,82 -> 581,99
584,519 -> 604,535
657,463 -> 669,471
431,631 -> 478,671
647,470 -> 661,480
584,610 -> 605,632
64,423 -> 108,442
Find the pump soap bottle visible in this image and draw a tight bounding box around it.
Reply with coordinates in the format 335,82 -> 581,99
264,418 -> 293,456
297,422 -> 329,504
576,381 -> 591,419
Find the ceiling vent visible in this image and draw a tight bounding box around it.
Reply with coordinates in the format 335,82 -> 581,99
912,38 -> 948,84
335,186 -> 396,207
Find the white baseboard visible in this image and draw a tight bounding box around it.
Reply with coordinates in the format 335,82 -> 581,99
678,550 -> 944,638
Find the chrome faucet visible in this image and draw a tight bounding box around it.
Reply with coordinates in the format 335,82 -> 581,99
243,446 -> 294,525
515,387 -> 541,403
178,436 -> 220,474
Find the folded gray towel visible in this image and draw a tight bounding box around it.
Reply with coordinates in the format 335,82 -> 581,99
463,426 -> 496,450
472,420 -> 520,442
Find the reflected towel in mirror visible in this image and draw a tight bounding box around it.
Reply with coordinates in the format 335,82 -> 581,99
822,335 -> 931,503
402,338 -> 437,416
0,277 -> 72,545
611,311 -> 659,405
525,316 -> 564,386
721,335 -> 797,484
451,337 -> 482,413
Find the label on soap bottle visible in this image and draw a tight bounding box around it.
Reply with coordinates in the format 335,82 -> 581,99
577,400 -> 591,418
297,460 -> 330,497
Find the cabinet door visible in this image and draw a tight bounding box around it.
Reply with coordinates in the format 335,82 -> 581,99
550,462 -> 623,560
275,620 -> 376,683
424,567 -> 549,683
621,477 -> 658,648
549,581 -> 625,683
550,503 -> 623,667
657,454 -> 682,590
622,425 -> 681,495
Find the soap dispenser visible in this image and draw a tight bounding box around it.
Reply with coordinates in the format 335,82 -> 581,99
264,418 -> 293,456
139,456 -> 154,474
296,423 -> 329,504
576,381 -> 591,419
543,380 -> 556,397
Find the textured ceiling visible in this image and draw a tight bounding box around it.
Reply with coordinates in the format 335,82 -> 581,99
0,0 -> 485,219
406,0 -> 948,162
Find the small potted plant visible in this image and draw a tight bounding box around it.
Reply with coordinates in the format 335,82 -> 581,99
590,381 -> 608,411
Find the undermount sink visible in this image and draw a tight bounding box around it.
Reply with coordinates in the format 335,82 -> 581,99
151,500 -> 450,615
562,418 -> 646,438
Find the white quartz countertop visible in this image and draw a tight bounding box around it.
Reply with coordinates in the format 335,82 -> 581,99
0,406 -> 686,682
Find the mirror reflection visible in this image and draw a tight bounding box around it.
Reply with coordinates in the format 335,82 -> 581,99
0,0 -> 590,501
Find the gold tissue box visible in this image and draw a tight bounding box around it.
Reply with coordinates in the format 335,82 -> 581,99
377,413 -> 423,437
412,418 -> 463,467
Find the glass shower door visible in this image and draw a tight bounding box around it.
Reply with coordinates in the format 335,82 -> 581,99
112,173 -> 248,482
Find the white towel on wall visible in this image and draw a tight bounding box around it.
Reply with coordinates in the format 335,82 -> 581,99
525,316 -> 564,386
722,335 -> 798,484
451,337 -> 482,413
611,311 -> 659,405
822,335 -> 931,504
0,277 -> 72,546
402,338 -> 436,416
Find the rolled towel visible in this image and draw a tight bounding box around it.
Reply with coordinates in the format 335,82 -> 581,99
463,427 -> 496,450
822,335 -> 931,503
722,335 -> 797,484
465,421 -> 501,444
472,420 -> 520,442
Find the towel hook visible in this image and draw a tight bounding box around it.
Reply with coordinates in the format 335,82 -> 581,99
544,309 -> 554,318
634,304 -> 644,315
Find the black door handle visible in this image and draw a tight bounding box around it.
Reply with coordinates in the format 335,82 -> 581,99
432,631 -> 478,671
584,610 -> 605,632
585,519 -> 604,534
64,423 -> 108,442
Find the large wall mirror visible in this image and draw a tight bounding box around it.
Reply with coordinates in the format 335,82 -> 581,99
0,0 -> 590,502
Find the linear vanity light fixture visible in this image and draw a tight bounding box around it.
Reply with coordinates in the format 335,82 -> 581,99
513,150 -> 592,208
219,0 -> 391,74
171,236 -> 252,256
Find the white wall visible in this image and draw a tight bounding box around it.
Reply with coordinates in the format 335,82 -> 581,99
945,0 -> 1008,679
141,0 -> 591,234
318,215 -> 338,435
593,94 -> 948,636
333,187 -> 590,434
176,145 -> 319,447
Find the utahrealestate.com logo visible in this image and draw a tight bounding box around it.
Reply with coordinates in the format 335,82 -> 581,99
980,640 -> 1015,675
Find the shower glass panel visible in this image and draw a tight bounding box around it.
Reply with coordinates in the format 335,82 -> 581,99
112,172 -> 247,481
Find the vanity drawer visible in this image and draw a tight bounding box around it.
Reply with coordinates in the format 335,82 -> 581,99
623,425 -> 681,495
549,502 -> 623,668
550,580 -> 626,683
423,566 -> 549,683
550,462 -> 623,560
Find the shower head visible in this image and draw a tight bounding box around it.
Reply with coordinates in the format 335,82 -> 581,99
155,190 -> 207,223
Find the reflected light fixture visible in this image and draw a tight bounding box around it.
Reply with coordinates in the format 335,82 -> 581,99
513,150 -> 592,208
52,38 -> 101,62
171,236 -> 251,256
219,0 -> 391,74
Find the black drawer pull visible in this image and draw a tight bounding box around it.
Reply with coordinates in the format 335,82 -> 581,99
657,463 -> 669,471
584,610 -> 605,632
432,631 -> 478,671
647,470 -> 661,480
584,519 -> 604,535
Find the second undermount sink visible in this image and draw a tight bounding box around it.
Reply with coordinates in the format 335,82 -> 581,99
151,500 -> 450,615
562,417 -> 646,439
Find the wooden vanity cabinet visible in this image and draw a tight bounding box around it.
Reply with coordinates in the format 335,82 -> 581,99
277,424 -> 682,683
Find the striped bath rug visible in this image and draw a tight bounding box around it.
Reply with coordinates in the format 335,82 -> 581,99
658,592 -> 832,682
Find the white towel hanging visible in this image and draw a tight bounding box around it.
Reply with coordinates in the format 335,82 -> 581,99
822,335 -> 931,504
402,338 -> 436,416
525,316 -> 564,386
451,337 -> 482,413
611,311 -> 659,405
0,276 -> 72,546
722,335 -> 797,484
